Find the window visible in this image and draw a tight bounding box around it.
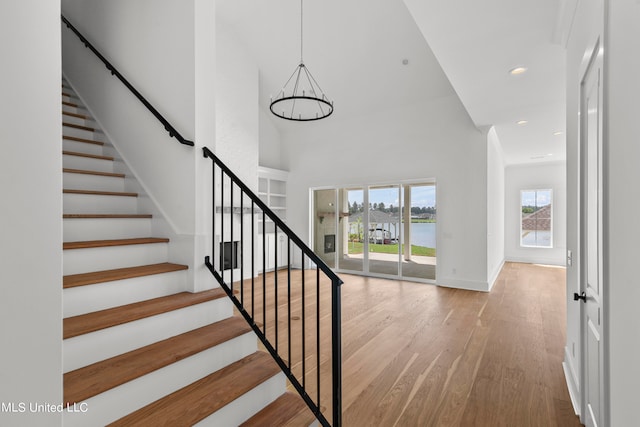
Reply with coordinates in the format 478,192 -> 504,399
520,189 -> 552,248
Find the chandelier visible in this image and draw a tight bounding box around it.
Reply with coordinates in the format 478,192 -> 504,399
270,0 -> 333,121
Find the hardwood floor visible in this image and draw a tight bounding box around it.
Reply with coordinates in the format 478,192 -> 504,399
234,262 -> 582,426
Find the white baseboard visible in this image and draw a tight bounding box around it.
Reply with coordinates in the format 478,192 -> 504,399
437,277 -> 490,292
563,346 -> 581,417
505,255 -> 565,266
487,259 -> 505,291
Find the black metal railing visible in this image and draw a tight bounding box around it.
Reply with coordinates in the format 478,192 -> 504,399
61,15 -> 194,147
203,147 -> 343,427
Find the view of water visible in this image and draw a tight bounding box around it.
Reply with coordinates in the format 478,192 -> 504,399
411,222 -> 436,248
398,222 -> 436,248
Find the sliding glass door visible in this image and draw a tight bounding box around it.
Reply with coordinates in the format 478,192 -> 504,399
312,181 -> 436,282
338,188 -> 363,272
368,185 -> 401,276
401,183 -> 436,280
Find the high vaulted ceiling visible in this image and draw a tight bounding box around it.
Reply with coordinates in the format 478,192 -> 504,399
217,0 -> 570,166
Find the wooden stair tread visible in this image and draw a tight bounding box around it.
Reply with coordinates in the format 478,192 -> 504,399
63,189 -> 138,197
63,100 -> 79,108
63,150 -> 114,161
63,288 -> 227,339
240,392 -> 316,427
63,237 -> 169,250
63,110 -> 90,120
64,316 -> 251,404
64,262 -> 188,288
108,352 -> 280,427
63,135 -> 103,146
63,168 -> 124,178
63,122 -> 96,132
63,214 -> 152,219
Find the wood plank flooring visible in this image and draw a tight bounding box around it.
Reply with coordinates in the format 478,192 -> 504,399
233,262 -> 581,427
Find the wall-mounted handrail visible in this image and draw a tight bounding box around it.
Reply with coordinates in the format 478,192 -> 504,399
203,147 -> 343,426
61,15 -> 194,147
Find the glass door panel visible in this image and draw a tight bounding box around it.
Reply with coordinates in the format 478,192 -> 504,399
401,183 -> 436,280
313,189 -> 337,268
338,188 -> 364,272
368,185 -> 400,276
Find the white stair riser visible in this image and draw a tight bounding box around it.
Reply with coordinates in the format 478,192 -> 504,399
63,193 -> 138,215
63,125 -> 102,141
62,139 -> 105,157
63,154 -> 115,174
63,333 -> 258,427
63,172 -> 124,192
63,298 -> 236,373
62,104 -> 88,116
61,113 -> 94,127
62,95 -> 79,106
64,270 -> 188,317
62,218 -> 151,242
196,374 -> 286,427
63,242 -> 166,275
63,217 -> 151,242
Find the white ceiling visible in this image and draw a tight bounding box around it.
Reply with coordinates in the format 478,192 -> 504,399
217,0 -> 570,166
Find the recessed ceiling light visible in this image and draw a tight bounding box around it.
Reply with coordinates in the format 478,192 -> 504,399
509,66 -> 528,75
553,131 -> 564,136
517,120 -> 528,125
402,59 -> 409,65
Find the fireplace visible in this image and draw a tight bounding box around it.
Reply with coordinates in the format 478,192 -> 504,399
220,241 -> 239,271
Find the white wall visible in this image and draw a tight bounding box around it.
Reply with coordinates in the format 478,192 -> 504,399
259,107 -> 285,170
0,1 -> 63,425
504,162 -> 567,266
192,0 -> 217,290
486,127 -> 505,288
215,18 -> 259,189
604,1 -> 640,424
283,96 -> 491,291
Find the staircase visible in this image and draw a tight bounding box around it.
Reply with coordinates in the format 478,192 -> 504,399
61,80 -> 315,426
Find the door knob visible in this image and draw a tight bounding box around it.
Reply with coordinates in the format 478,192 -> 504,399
573,291 -> 587,302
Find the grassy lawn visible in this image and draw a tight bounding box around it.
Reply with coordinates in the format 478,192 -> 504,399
347,242 -> 436,257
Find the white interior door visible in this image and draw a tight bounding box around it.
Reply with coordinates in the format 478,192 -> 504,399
580,40 -> 605,427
